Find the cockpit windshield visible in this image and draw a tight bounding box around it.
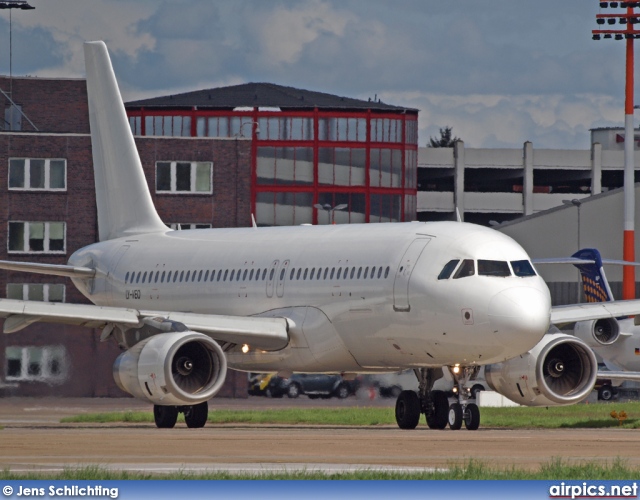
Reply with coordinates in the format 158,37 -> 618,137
511,260 -> 537,277
437,260 -> 460,280
453,259 -> 475,279
478,260 -> 511,277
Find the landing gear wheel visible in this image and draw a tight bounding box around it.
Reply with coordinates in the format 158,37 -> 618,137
426,390 -> 448,430
184,401 -> 208,428
153,405 -> 178,429
470,384 -> 484,400
464,403 -> 480,430
395,390 -> 421,429
448,403 -> 463,430
598,386 -> 614,401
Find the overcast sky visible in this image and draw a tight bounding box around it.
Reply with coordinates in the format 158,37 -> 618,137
0,0 -> 630,148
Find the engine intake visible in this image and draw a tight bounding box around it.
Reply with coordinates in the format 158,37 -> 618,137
113,331 -> 227,405
574,317 -> 620,346
485,333 -> 597,406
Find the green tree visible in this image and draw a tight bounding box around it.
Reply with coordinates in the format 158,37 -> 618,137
428,126 -> 459,148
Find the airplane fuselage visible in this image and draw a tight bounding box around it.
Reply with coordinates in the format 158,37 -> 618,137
68,221 -> 551,373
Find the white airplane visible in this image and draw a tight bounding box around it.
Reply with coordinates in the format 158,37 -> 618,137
2,41 -> 640,431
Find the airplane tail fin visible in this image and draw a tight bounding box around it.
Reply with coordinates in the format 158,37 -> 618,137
571,248 -> 614,303
83,41 -> 167,241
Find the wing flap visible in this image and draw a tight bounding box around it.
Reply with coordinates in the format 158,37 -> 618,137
551,300 -> 640,325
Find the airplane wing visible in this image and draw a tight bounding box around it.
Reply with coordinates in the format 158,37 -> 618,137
599,371 -> 640,382
0,298 -> 289,351
0,259 -> 95,278
551,300 -> 640,325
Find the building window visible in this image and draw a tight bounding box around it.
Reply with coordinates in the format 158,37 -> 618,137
156,162 -> 212,194
318,148 -> 366,186
8,222 -> 66,253
257,147 -> 313,185
5,345 -> 69,383
167,223 -> 212,230
6,283 -> 65,302
258,116 -> 314,141
129,116 -> 142,135
8,158 -> 66,191
144,115 -> 191,137
256,192 -> 314,226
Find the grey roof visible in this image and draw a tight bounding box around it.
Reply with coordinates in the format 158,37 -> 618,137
125,82 -> 417,113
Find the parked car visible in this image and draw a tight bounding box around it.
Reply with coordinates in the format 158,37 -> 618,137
248,373 -> 358,399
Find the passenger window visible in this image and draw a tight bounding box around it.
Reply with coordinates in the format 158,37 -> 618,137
125,272 -> 129,284
344,267 -> 349,279
303,269 -> 308,280
204,270 -> 209,281
161,271 -> 166,283
179,271 -> 184,282
511,260 -> 537,277
142,272 -> 147,283
198,270 -> 203,281
377,267 -> 382,279
269,268 -> 275,280
384,266 -> 390,278
249,269 -> 254,280
237,269 -> 242,281
193,271 -> 198,282
262,269 -> 268,280
224,270 -> 229,281
290,268 -> 295,280
310,268 -> 315,280
337,268 -> 342,279
324,268 -> 329,279
230,270 -> 235,281
453,260 -> 475,279
357,267 -> 362,279
364,267 -> 368,279
371,266 -> 376,278
135,272 -> 141,283
350,268 -> 356,279
243,269 -> 248,280
438,260 -> 460,280
279,269 -> 285,280
478,260 -> 511,277
296,268 -> 301,280
173,271 -> 178,283
184,271 -> 190,281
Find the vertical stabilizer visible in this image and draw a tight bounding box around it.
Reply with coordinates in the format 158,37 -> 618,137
572,248 -> 614,303
84,41 -> 167,241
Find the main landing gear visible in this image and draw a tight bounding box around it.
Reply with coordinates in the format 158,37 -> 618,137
394,367 -> 481,431
153,401 -> 209,428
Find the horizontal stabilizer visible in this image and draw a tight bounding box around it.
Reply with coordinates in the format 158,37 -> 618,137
0,260 -> 95,278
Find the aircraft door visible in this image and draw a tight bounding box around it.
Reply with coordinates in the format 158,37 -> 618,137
266,259 -> 279,298
393,238 -> 430,312
276,260 -> 290,298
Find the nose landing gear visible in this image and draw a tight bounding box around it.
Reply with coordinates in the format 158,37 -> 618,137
393,366 -> 482,431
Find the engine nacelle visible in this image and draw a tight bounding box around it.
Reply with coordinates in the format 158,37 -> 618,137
484,333 -> 597,406
113,331 -> 227,406
573,318 -> 620,347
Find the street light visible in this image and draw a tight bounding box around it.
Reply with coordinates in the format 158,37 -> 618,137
592,1 -> 637,299
1,0 -> 35,131
313,203 -> 347,224
563,198 -> 583,302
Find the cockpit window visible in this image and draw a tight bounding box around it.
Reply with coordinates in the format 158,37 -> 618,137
478,260 -> 511,277
453,259 -> 475,279
511,260 -> 537,277
438,260 -> 460,280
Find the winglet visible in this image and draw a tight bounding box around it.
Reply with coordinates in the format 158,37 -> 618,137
84,41 -> 167,241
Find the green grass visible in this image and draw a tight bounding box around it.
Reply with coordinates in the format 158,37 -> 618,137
1,459 -> 639,480
61,401 -> 640,429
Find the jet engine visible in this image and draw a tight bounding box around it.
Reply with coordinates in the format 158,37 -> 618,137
573,318 -> 620,347
113,331 -> 227,406
484,333 -> 597,406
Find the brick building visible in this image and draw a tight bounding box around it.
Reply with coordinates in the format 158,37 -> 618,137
0,76 -> 250,397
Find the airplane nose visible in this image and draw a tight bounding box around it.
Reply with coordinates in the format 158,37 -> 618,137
489,286 -> 551,348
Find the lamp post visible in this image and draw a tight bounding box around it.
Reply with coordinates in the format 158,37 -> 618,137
0,0 -> 35,131
313,203 -> 347,224
563,198 -> 583,302
593,1 -> 638,299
